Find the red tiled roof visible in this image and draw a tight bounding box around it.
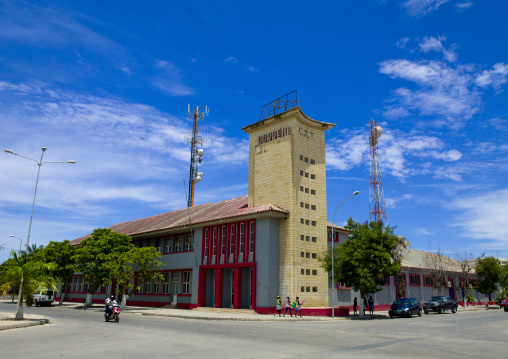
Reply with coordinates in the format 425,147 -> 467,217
70,196 -> 288,246
326,222 -> 348,231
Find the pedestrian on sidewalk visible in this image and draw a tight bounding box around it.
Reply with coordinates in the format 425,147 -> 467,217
283,296 -> 292,317
368,296 -> 374,315
363,297 -> 368,315
353,297 -> 358,316
274,296 -> 282,317
294,297 -> 302,318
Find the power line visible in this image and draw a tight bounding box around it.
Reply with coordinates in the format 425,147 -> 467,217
178,0 -> 276,97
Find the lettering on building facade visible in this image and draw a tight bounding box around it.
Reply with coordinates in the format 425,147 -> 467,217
299,127 -> 314,140
258,126 -> 290,145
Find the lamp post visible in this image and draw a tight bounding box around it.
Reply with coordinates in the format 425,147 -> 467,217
331,191 -> 360,318
9,235 -> 23,253
5,147 -> 75,319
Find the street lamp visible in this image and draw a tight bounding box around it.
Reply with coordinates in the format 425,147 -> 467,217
331,191 -> 360,318
9,235 -> 23,253
5,147 -> 75,319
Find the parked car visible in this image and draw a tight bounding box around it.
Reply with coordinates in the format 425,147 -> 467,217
423,296 -> 458,314
33,288 -> 56,307
389,298 -> 422,318
503,299 -> 508,312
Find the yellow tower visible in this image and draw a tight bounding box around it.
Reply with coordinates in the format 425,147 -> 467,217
242,104 -> 335,306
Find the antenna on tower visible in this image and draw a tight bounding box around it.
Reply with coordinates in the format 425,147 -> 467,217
186,104 -> 208,207
369,118 -> 387,224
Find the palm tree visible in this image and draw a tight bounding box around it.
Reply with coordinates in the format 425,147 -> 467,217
0,251 -> 56,320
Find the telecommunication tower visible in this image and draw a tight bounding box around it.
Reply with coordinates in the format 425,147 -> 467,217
186,104 -> 208,207
369,119 -> 387,224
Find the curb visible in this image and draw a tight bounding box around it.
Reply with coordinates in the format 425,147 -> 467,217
0,317 -> 50,331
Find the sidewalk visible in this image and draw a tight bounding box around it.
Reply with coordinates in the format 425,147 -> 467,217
0,312 -> 50,331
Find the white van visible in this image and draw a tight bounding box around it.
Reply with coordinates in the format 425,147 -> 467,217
33,289 -> 56,307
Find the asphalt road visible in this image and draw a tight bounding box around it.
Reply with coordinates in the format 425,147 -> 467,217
1,302 -> 507,359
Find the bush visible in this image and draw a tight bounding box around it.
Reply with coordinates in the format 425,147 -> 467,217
494,291 -> 506,305
466,294 -> 475,303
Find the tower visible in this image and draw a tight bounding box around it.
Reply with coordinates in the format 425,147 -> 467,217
369,119 -> 387,224
242,91 -> 335,306
186,105 -> 208,207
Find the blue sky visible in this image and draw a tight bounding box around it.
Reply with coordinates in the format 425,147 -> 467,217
1,0 -> 507,264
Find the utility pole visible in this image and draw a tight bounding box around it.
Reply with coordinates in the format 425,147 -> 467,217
186,105 -> 208,207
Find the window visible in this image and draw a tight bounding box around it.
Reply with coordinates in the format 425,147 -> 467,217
304,157 -> 308,163
312,270 -> 317,275
310,159 -> 315,164
153,278 -> 160,294
306,252 -> 310,258
311,189 -> 316,195
221,226 -> 226,256
305,203 -> 309,209
162,273 -> 170,294
305,188 -> 309,193
165,238 -> 172,253
301,286 -> 305,292
213,227 -> 217,256
301,269 -> 305,275
300,202 -> 304,208
306,286 -> 311,292
300,155 -> 303,161
311,205 -> 316,211
311,174 -> 315,180
306,269 -> 310,275
312,253 -> 317,259
424,276 -> 433,286
306,220 -> 310,225
300,218 -> 304,224
300,170 -> 303,176
175,236 -> 181,252
304,172 -> 309,178
410,274 -> 420,286
144,280 -> 152,293
204,230 -> 208,256
312,286 -> 318,292
154,239 -> 161,253
300,252 -> 304,258
184,234 -> 192,251
306,236 -> 310,241
312,236 -> 316,242
311,221 -> 316,226
239,223 -> 245,255
300,186 -> 303,192
230,225 -> 235,255
300,235 -> 304,241
182,271 -> 191,294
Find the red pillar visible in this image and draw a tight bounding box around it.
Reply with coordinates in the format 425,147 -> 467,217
233,267 -> 241,309
197,268 -> 206,307
215,268 -> 223,308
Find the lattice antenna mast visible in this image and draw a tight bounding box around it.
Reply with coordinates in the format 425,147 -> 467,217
186,104 -> 208,207
369,119 -> 387,224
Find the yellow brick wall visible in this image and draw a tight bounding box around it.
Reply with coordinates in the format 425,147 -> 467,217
243,108 -> 334,307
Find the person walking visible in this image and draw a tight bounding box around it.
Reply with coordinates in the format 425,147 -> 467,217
368,296 -> 374,315
274,296 -> 282,317
283,296 -> 292,317
363,297 -> 368,315
294,297 -> 302,318
353,297 -> 358,316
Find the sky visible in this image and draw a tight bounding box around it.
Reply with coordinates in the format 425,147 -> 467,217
1,0 -> 507,264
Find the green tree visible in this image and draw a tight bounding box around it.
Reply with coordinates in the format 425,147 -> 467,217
0,251 -> 56,320
474,256 -> 500,303
74,228 -> 134,308
499,263 -> 508,293
44,240 -> 76,305
116,247 -> 164,310
319,218 -> 401,316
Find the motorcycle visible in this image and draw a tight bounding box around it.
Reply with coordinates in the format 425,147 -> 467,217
104,304 -> 120,323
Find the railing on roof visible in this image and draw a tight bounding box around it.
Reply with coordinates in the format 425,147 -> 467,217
259,90 -> 299,121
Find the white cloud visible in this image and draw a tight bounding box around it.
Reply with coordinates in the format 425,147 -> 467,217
451,189 -> 508,250
151,60 -> 194,96
224,56 -> 239,63
418,36 -> 457,62
385,193 -> 413,208
415,228 -> 434,235
402,0 -> 450,16
475,63 -> 508,91
326,127 -> 462,181
396,37 -> 410,49
379,59 -> 481,129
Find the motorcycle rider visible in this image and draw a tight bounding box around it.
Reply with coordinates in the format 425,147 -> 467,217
105,295 -> 117,317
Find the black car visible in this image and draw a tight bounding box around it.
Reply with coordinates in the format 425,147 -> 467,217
389,298 -> 422,318
422,296 -> 458,314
